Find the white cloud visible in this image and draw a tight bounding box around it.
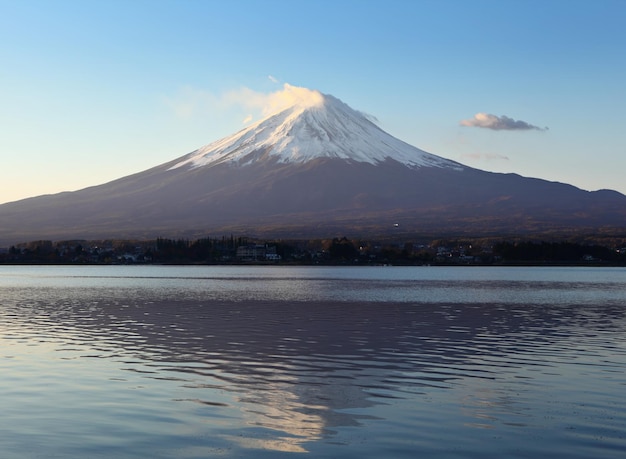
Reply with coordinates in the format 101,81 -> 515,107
165,83 -> 324,122
263,83 -> 324,115
460,113 -> 547,131
268,75 -> 279,84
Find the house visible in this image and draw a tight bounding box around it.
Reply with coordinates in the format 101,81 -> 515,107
236,244 -> 280,261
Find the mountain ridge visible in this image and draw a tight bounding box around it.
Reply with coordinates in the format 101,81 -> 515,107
1,86 -> 625,244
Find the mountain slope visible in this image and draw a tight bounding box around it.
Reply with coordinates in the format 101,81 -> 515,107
1,86 -> 625,243
168,88 -> 463,170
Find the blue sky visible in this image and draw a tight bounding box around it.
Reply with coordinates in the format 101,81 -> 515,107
1,0 -> 625,204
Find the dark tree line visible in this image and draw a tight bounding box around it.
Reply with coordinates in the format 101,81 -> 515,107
327,237 -> 359,261
493,241 -> 621,262
155,236 -> 248,262
2,236 -> 625,265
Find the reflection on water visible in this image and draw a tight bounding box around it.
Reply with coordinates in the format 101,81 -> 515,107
1,266 -> 626,458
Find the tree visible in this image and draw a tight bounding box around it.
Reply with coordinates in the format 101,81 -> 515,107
328,237 -> 358,261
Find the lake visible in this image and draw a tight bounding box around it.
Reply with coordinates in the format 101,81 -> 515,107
1,265 -> 625,458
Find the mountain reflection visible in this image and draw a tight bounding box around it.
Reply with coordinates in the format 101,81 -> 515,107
3,286 -> 625,453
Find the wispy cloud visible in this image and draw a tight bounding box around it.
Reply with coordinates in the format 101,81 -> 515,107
460,113 -> 547,131
223,83 -> 323,116
460,152 -> 510,161
268,75 -> 279,84
162,86 -> 220,119
164,83 -> 323,124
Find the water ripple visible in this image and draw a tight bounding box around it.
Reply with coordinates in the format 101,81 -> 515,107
1,266 -> 626,458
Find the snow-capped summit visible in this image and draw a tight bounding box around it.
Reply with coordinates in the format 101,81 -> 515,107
169,85 -> 463,170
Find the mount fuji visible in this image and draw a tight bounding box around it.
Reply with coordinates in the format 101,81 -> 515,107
1,85 -> 625,243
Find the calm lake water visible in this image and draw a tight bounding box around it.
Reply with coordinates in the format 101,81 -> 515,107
1,265 -> 625,458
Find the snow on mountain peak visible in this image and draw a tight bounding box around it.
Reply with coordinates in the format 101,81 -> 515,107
168,85 -> 464,171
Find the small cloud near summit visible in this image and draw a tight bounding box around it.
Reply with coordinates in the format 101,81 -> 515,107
357,110 -> 379,124
269,84 -> 324,113
460,113 -> 548,131
224,83 -> 323,117
165,83 -> 325,124
241,79 -> 308,125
